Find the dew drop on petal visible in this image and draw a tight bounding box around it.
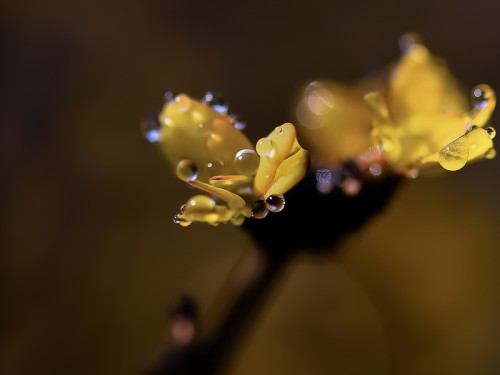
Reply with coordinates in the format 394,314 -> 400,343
368,164 -> 382,176
231,215 -> 246,226
256,137 -> 276,158
252,200 -> 269,219
438,139 -> 469,171
234,121 -> 246,130
485,148 -> 497,160
265,195 -> 285,213
141,114 -> 161,143
174,94 -> 191,112
176,160 -> 198,181
202,91 -> 228,114
379,136 -> 394,152
185,195 -> 216,214
342,178 -> 361,196
405,167 -> 420,179
316,168 -> 334,194
173,214 -> 191,227
164,91 -> 178,104
229,115 -> 246,130
398,32 -> 422,53
204,160 -> 224,177
471,85 -> 493,109
197,122 -> 212,137
180,204 -> 186,214
234,149 -> 260,175
486,127 -> 496,139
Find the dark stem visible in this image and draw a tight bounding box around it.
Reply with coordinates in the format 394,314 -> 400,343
147,170 -> 402,375
148,245 -> 294,375
205,247 -> 292,374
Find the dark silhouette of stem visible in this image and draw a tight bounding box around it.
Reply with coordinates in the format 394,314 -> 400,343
147,170 -> 402,375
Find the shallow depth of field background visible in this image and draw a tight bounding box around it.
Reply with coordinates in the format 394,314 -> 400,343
2,1 -> 500,374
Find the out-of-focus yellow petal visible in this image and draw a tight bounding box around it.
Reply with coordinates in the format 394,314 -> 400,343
388,44 -> 467,122
296,81 -> 373,165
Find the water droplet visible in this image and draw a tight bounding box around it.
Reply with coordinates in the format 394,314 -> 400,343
234,121 -> 246,130
405,167 -> 420,179
315,168 -> 334,194
471,84 -> 493,110
185,195 -> 216,214
379,136 -> 394,152
141,113 -> 161,143
342,178 -> 361,196
234,149 -> 259,175
251,200 -> 268,219
180,204 -> 186,214
173,214 -> 191,227
256,137 -> 276,158
486,127 -> 496,139
399,33 -> 422,53
176,160 -> 198,181
485,148 -> 497,160
164,91 -> 178,104
438,139 -> 469,171
197,122 -> 211,137
204,160 -> 224,177
369,164 -> 382,176
275,126 -> 283,135
231,215 -> 245,226
174,94 -> 191,112
202,91 -> 228,114
265,195 -> 285,213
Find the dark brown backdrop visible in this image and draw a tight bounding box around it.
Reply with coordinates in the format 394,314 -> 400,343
2,1 -> 500,374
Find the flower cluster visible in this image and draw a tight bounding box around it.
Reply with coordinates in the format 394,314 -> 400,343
296,35 -> 496,191
142,92 -> 309,226
143,35 -> 496,226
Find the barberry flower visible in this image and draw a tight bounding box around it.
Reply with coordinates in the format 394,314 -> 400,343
365,38 -> 496,175
142,92 -> 309,226
296,34 -> 496,193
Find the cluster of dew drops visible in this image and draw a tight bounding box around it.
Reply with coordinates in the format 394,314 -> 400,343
141,91 -> 286,226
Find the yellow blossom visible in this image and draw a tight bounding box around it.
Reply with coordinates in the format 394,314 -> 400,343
296,35 -> 496,179
366,38 -> 496,174
142,92 -> 309,226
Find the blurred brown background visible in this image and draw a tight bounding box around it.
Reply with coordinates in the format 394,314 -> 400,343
1,0 -> 500,374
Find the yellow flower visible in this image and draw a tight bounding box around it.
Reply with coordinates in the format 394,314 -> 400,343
142,92 -> 309,226
365,38 -> 497,174
296,35 -> 496,180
